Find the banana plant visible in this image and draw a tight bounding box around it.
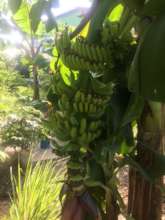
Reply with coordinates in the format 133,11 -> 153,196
0,0 -> 58,100
121,1 -> 165,219
5,0 -> 164,219
46,0 -> 141,219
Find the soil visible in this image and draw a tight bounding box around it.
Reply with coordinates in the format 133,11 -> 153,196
0,198 -> 10,219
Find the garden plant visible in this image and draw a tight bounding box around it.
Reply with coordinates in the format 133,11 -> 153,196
0,0 -> 165,220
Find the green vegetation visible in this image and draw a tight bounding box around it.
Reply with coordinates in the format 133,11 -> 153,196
8,159 -> 64,220
0,0 -> 164,220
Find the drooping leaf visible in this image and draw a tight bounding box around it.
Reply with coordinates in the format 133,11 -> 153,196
8,0 -> 22,14
109,86 -> 131,132
109,3 -> 124,22
80,22 -> 90,38
129,15 -> 165,102
124,149 -> 165,181
59,183 -> 69,203
13,1 -> 31,33
124,156 -> 153,182
91,78 -> 114,96
122,94 -> 144,126
30,0 -> 47,33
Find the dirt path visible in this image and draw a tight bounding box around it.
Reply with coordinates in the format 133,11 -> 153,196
0,199 -> 10,219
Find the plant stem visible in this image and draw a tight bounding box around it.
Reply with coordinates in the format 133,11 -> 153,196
128,102 -> 163,220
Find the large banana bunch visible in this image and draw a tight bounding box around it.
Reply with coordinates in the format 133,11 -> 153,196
55,29 -> 113,72
101,20 -> 135,69
101,20 -> 132,45
61,53 -> 106,72
52,110 -> 102,145
71,37 -> 111,63
72,90 -> 109,116
52,89 -> 110,145
55,28 -> 71,53
101,20 -> 119,44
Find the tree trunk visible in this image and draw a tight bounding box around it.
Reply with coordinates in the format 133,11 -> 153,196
128,103 -> 163,220
106,197 -> 119,220
61,197 -> 85,220
32,65 -> 40,100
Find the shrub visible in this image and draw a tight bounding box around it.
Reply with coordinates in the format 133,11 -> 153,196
0,112 -> 44,149
8,159 -> 64,220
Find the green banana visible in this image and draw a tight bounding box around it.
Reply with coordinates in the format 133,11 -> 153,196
102,27 -> 110,44
60,95 -> 71,110
73,102 -> 79,112
92,104 -> 97,113
79,118 -> 87,134
95,46 -> 103,62
70,116 -> 79,126
80,92 -> 85,103
58,100 -> 64,111
85,60 -> 91,69
75,56 -> 81,68
101,47 -> 108,61
70,127 -> 78,138
82,42 -> 87,58
79,102 -> 84,112
74,91 -> 81,102
84,102 -> 89,113
79,132 -> 88,144
87,132 -> 93,143
64,121 -> 70,130
90,45 -> 97,62
89,121 -> 97,131
89,103 -> 95,113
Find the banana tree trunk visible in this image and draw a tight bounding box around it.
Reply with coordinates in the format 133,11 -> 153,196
106,196 -> 119,220
32,65 -> 40,100
128,102 -> 163,220
61,197 -> 85,220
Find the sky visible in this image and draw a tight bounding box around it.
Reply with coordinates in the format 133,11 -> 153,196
52,0 -> 91,16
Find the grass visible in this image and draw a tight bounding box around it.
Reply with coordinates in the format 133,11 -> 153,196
6,158 -> 64,220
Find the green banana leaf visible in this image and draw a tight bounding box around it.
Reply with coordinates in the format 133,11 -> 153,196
8,0 -> 22,14
129,15 -> 165,102
13,1 -> 31,34
91,78 -> 114,96
30,0 -> 47,33
109,3 -> 124,22
124,151 -> 165,182
121,94 -> 144,126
